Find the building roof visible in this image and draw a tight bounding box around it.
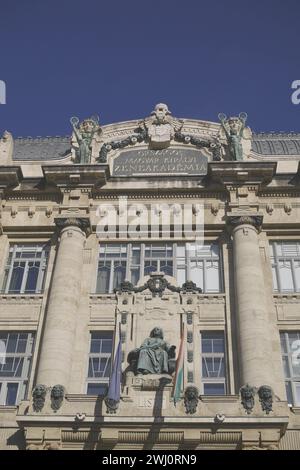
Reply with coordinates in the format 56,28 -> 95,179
11,131 -> 300,162
13,136 -> 71,161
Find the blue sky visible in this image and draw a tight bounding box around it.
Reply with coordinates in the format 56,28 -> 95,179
0,0 -> 299,136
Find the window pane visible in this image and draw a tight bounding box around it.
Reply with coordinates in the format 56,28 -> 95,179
295,383 -> 300,406
96,265 -> 110,293
280,333 -> 287,354
25,264 -> 40,293
8,264 -> 25,293
87,383 -> 107,396
160,261 -> 173,276
285,381 -> 293,405
144,262 -> 158,275
206,262 -> 220,292
190,261 -> 203,289
203,383 -> 225,395
131,247 -> 140,265
282,356 -> 290,378
113,264 -> 126,291
278,261 -> 294,291
6,334 -> 17,353
131,268 -> 140,285
5,383 -> 19,405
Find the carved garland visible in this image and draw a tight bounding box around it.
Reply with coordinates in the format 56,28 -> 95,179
98,127 -> 222,163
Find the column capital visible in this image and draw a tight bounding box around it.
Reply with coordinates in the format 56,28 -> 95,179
54,215 -> 91,235
226,213 -> 263,231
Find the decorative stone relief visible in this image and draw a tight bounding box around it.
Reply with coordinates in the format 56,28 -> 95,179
187,371 -> 194,383
211,202 -> 219,215
240,384 -> 256,414
32,384 -> 47,412
184,386 -> 199,414
266,203 -> 274,215
187,331 -> 193,343
284,203 -> 292,215
142,103 -> 183,150
50,384 -> 65,411
258,385 -> 273,414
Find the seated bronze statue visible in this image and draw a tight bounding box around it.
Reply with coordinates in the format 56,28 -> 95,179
127,327 -> 176,375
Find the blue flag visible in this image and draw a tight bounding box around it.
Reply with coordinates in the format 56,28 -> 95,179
106,334 -> 122,402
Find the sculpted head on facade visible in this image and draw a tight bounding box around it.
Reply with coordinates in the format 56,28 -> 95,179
151,103 -> 171,123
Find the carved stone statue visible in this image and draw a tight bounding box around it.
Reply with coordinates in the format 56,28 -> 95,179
184,386 -> 199,414
240,384 -> 256,414
218,112 -> 252,161
128,327 -> 176,375
0,130 -> 14,165
50,384 -> 65,411
32,384 -> 47,412
70,115 -> 101,164
142,103 -> 183,149
258,385 -> 273,414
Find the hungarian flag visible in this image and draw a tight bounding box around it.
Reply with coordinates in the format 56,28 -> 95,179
173,323 -> 185,405
106,326 -> 122,403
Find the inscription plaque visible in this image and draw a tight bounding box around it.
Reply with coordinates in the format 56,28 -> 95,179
112,148 -> 208,176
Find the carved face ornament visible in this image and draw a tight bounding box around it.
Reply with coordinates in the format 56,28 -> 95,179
152,103 -> 171,123
228,118 -> 240,133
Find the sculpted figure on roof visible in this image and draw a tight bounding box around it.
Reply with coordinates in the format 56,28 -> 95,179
70,115 -> 102,164
218,112 -> 252,161
142,103 -> 183,149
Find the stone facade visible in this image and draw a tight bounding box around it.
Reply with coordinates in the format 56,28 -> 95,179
0,107 -> 300,450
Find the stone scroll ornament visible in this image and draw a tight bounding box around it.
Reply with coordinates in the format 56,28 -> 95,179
98,102 -> 222,163
184,386 -> 199,414
258,385 -> 273,414
32,384 -> 47,412
70,115 -> 102,164
218,112 -> 252,161
240,384 -> 256,414
50,384 -> 65,411
115,275 -> 202,297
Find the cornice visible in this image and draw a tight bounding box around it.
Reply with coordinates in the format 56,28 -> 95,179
208,161 -> 277,186
0,166 -> 22,190
42,164 -> 110,189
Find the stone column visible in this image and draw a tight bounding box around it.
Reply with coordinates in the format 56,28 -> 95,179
36,217 -> 90,390
228,214 -> 274,389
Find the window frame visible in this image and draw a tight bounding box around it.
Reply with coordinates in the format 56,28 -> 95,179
2,244 -> 49,295
86,331 -> 114,396
270,241 -> 300,293
280,331 -> 300,406
95,242 -> 223,294
0,332 -> 35,406
200,331 -> 227,396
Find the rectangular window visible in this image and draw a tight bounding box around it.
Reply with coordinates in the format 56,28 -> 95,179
270,242 -> 300,293
1,244 -> 50,294
280,331 -> 300,406
200,331 -> 226,395
96,242 -> 223,293
86,332 -> 113,395
0,332 -> 35,405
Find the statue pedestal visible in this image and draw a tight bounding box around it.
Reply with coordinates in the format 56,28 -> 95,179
126,372 -> 173,391
123,373 -> 174,412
